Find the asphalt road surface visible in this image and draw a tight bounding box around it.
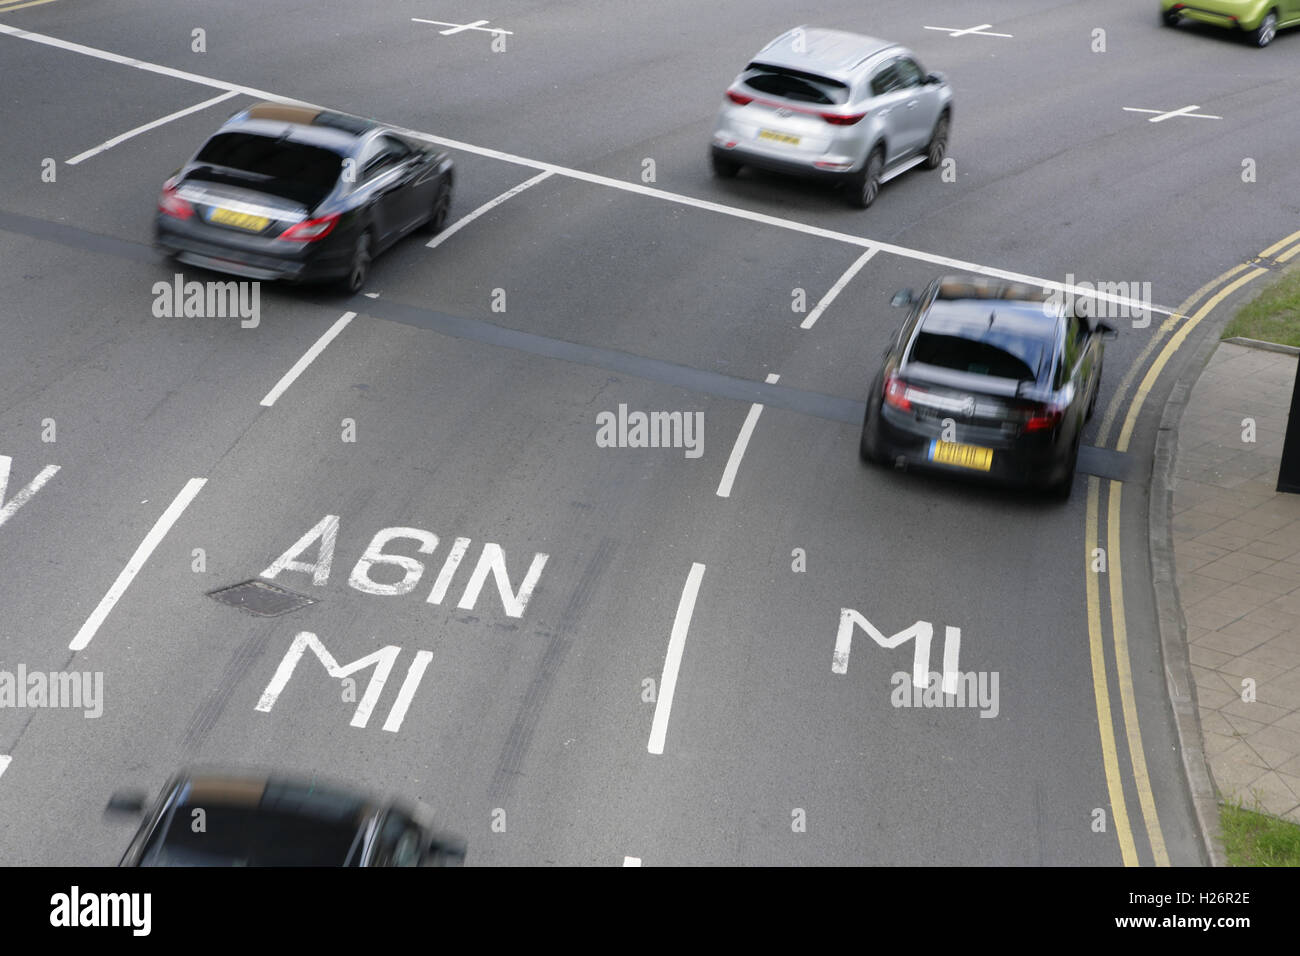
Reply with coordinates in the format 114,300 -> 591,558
1,0 -> 1296,866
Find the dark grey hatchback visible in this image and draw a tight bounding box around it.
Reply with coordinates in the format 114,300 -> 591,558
107,769 -> 466,866
155,103 -> 454,293
859,276 -> 1115,499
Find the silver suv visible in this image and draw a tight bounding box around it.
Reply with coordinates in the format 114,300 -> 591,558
710,27 -> 953,208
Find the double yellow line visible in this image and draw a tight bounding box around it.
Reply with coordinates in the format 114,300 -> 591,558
1085,227 -> 1300,866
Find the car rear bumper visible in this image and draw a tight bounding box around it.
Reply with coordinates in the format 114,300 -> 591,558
1168,3 -> 1270,29
154,215 -> 351,283
711,142 -> 862,182
870,405 -> 1072,489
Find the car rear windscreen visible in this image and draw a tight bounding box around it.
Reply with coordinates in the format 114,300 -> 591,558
742,64 -> 849,105
192,132 -> 343,206
909,323 -> 1049,382
139,806 -> 362,866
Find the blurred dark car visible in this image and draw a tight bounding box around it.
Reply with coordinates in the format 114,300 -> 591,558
859,275 -> 1115,500
154,102 -> 454,293
107,769 -> 466,867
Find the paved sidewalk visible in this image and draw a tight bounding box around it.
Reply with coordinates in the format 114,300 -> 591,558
1171,341 -> 1300,824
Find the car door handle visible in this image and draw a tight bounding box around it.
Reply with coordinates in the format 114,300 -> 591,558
907,100 -> 918,109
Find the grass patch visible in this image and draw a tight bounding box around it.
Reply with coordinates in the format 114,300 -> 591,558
1220,800 -> 1300,866
1222,264 -> 1300,348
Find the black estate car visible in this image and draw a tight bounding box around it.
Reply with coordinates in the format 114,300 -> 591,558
859,275 -> 1115,499
154,103 -> 454,292
107,769 -> 466,866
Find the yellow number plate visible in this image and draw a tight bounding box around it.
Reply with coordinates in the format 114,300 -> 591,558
209,207 -> 270,232
758,129 -> 801,146
929,440 -> 993,471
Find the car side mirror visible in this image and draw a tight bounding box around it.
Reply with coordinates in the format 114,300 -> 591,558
1095,321 -> 1118,339
891,289 -> 914,308
424,835 -> 468,866
105,790 -> 147,815
926,71 -> 946,86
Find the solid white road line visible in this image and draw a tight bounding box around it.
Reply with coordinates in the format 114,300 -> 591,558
0,755 -> 10,780
647,562 -> 706,756
259,311 -> 356,407
0,24 -> 1175,318
801,250 -> 877,329
66,90 -> 238,165
623,856 -> 642,866
426,171 -> 553,249
69,477 -> 207,651
716,373 -> 780,498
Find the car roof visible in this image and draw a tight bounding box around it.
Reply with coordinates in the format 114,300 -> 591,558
170,769 -> 378,819
752,27 -> 897,81
216,102 -> 380,154
917,275 -> 1063,339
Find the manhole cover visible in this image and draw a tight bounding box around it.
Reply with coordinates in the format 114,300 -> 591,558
208,580 -> 316,617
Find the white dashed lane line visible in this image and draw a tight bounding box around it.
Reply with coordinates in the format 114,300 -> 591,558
69,477 -> 207,652
259,311 -> 355,408
426,170 -> 553,249
65,90 -> 239,165
800,250 -> 878,330
647,562 -> 706,756
0,23 -> 1176,319
716,373 -> 780,498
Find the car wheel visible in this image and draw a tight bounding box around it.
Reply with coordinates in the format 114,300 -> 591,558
849,147 -> 884,209
859,412 -> 885,465
1050,435 -> 1081,501
1162,9 -> 1181,26
923,113 -> 949,170
711,151 -> 741,178
1252,10 -> 1278,46
422,187 -> 451,235
344,231 -> 371,294
1086,363 -> 1102,421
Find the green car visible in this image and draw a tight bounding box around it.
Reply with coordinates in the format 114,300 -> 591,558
1161,1 -> 1300,46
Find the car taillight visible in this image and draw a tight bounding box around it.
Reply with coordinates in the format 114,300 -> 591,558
158,180 -> 193,220
883,373 -> 912,412
279,213 -> 339,242
726,90 -> 753,106
822,112 -> 866,126
1024,404 -> 1065,432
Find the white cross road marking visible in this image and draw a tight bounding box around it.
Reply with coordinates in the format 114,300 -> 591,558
923,23 -> 1014,38
411,17 -> 513,36
1123,105 -> 1222,123
0,755 -> 10,780
623,856 -> 641,866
